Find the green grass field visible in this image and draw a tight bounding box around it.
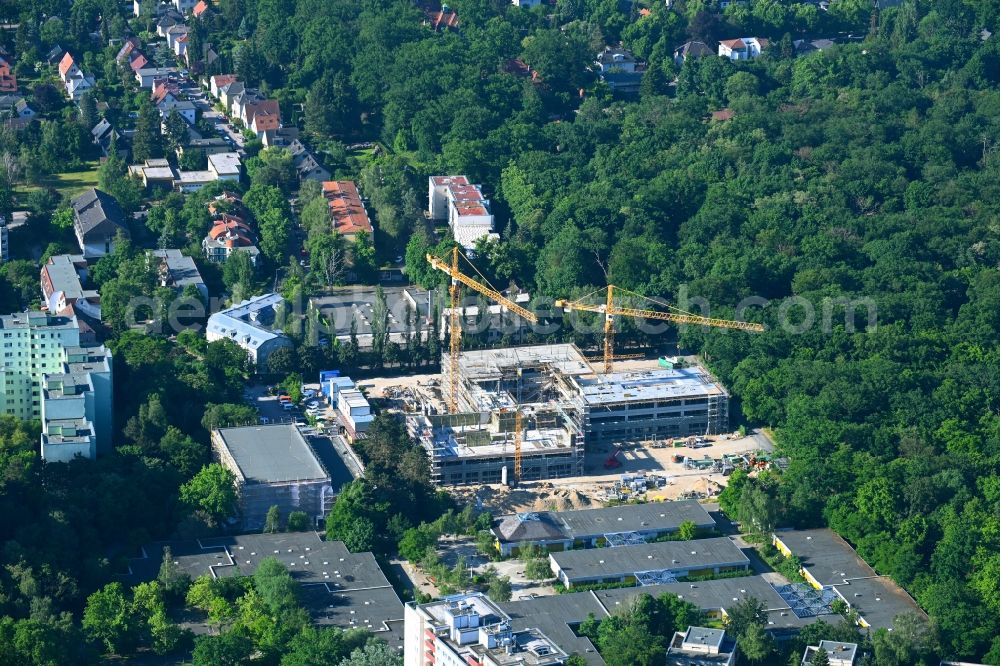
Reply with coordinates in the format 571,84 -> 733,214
15,161 -> 101,201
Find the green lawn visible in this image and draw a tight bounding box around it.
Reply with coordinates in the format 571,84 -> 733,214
15,161 -> 101,201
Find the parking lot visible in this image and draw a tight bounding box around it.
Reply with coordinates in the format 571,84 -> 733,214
243,383 -> 364,483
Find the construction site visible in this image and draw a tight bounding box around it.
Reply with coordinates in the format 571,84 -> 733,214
384,248 -> 769,500
402,343 -> 737,487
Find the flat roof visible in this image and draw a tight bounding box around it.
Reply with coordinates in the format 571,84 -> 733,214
142,166 -> 176,180
310,286 -> 431,340
550,537 -> 749,583
495,500 -> 716,544
596,576 -> 823,631
573,366 -> 727,405
208,151 -> 241,174
176,170 -> 215,183
499,593 -> 606,666
774,530 -> 876,584
123,533 -> 405,646
215,424 -> 328,484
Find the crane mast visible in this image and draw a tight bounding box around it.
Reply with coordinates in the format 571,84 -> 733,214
427,247 -> 539,484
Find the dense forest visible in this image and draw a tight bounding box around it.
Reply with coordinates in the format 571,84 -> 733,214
0,0 -> 998,663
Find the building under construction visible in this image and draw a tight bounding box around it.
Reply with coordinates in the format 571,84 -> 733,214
414,344 -> 730,486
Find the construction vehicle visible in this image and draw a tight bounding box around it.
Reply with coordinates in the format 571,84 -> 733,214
427,247 -> 538,483
555,285 -> 765,374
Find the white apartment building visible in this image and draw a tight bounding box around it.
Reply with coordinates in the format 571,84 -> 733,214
428,176 -> 496,255
404,593 -> 568,666
206,293 -> 293,368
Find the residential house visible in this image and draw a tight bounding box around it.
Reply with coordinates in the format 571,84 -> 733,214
173,33 -> 189,59
718,37 -> 768,60
421,3 -> 459,31
207,152 -> 241,181
245,100 -> 280,136
148,249 -> 208,300
202,215 -> 260,265
173,0 -> 199,14
288,140 -> 330,182
155,12 -> 184,37
218,81 -> 245,114
115,37 -> 141,64
157,98 -> 196,124
209,74 -> 237,98
91,119 -> 121,156
165,25 -> 189,52
0,94 -> 21,116
45,45 -> 64,64
13,99 -> 35,119
179,136 -> 230,157
40,254 -> 101,321
151,80 -> 179,104
65,74 -> 95,101
0,57 -> 16,93
673,40 -> 713,66
228,89 -> 260,123
128,52 -> 149,72
58,53 -> 80,83
322,181 -> 374,242
71,189 -> 130,259
260,126 -> 299,147
135,67 -> 177,88
191,0 -> 209,17
595,46 -> 644,94
794,38 -> 836,54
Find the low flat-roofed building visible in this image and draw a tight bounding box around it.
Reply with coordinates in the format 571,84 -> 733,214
492,500 -> 716,556
208,151 -> 241,180
667,626 -> 736,666
772,529 -> 926,630
405,593 -> 569,666
124,532 -> 405,649
549,537 -> 750,588
309,286 -> 432,349
211,424 -> 333,530
802,640 -> 858,665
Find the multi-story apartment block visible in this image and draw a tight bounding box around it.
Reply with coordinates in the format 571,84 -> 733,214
41,345 -> 113,461
0,311 -> 112,462
404,593 -> 568,666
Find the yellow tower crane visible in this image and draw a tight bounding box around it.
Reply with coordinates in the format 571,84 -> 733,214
427,247 -> 539,482
555,285 -> 765,374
